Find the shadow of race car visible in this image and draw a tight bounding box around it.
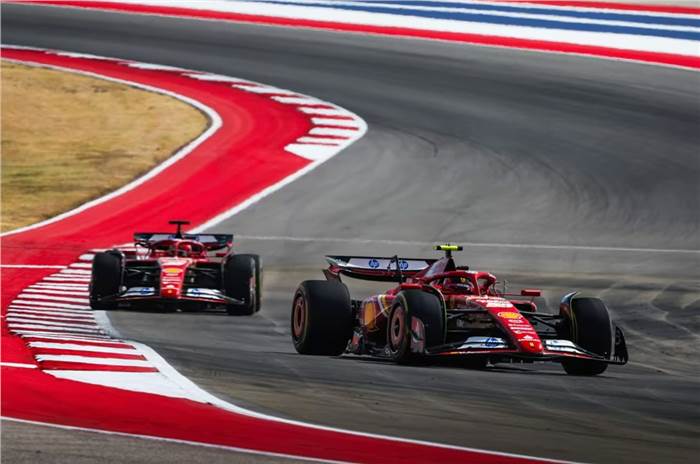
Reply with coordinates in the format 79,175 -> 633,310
89,220 -> 261,315
291,245 -> 627,375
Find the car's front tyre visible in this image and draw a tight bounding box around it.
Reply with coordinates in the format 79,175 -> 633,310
89,251 -> 122,310
223,254 -> 261,316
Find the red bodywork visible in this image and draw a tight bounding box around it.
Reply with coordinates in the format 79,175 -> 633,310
109,231 -> 236,307
325,254 -> 627,365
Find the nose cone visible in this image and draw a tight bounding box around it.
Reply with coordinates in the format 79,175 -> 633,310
491,308 -> 544,354
159,263 -> 185,298
161,285 -> 180,299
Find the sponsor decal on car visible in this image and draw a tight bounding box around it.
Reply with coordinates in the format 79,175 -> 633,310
163,267 -> 182,274
123,287 -> 156,297
186,288 -> 225,300
497,311 -> 521,319
544,339 -> 584,354
458,336 -> 508,350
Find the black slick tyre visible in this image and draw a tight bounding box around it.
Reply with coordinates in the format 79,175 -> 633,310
89,251 -> 122,310
291,280 -> 352,355
223,254 -> 260,316
561,296 -> 613,376
386,289 -> 445,364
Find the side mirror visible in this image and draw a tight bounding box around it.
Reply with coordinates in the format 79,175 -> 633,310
521,289 -> 541,297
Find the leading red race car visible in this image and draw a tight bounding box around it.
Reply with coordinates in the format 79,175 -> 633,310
89,220 -> 261,315
291,245 -> 628,375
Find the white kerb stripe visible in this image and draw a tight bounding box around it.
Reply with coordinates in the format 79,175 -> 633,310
18,293 -> 90,304
16,332 -> 113,342
44,371 -> 191,399
183,73 -> 251,83
8,318 -> 98,329
309,127 -> 358,136
126,62 -> 186,71
58,269 -> 91,275
35,355 -> 152,367
31,283 -> 89,289
8,310 -> 95,320
6,313 -> 95,323
69,263 -> 93,269
297,107 -> 352,116
12,300 -> 90,310
9,324 -> 103,334
43,276 -> 91,282
0,362 -> 38,369
8,305 -> 92,315
29,342 -> 138,355
311,117 -> 359,127
284,144 -> 339,160
0,264 -> 67,269
22,288 -> 89,297
271,96 -> 325,105
234,85 -> 296,95
297,136 -> 344,144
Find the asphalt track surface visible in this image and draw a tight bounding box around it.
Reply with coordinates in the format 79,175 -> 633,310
3,3 -> 699,464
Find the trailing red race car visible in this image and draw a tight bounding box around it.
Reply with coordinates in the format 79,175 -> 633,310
291,245 -> 628,375
89,220 -> 261,315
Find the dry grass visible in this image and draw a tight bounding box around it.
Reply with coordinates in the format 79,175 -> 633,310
1,61 -> 208,232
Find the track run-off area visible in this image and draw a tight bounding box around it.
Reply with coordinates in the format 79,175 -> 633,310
2,1 -> 699,463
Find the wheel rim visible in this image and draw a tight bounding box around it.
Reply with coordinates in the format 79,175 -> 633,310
389,306 -> 405,349
292,296 -> 306,340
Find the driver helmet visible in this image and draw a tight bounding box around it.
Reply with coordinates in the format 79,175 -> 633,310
177,243 -> 193,257
444,276 -> 473,294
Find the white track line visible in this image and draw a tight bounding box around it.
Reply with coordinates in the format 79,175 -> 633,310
1,417 -> 350,464
234,234 -> 700,255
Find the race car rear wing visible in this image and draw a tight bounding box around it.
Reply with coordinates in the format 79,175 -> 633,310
134,232 -> 233,250
325,255 -> 436,282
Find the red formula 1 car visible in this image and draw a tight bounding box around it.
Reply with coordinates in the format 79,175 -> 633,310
89,221 -> 261,315
291,245 -> 628,375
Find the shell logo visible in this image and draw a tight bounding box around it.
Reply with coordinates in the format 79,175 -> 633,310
163,267 -> 182,274
497,311 -> 521,319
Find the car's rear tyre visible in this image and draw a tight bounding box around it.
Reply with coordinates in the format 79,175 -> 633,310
291,280 -> 352,355
223,254 -> 260,316
560,295 -> 613,376
89,251 -> 122,310
387,289 -> 445,364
